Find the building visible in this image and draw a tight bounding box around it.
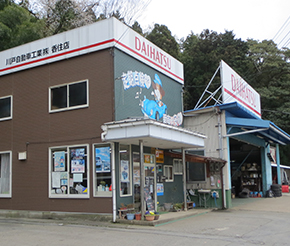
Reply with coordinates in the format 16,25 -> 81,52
184,61 -> 290,208
0,18 -> 221,220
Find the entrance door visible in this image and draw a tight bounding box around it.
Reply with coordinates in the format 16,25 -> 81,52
133,153 -> 156,211
144,154 -> 156,211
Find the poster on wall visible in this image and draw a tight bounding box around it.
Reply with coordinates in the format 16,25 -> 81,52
52,172 -> 61,188
133,169 -> 140,185
71,159 -> 85,173
157,183 -> 164,196
155,150 -> 164,163
121,160 -> 129,183
54,151 -> 65,171
95,146 -> 111,173
70,148 -> 85,173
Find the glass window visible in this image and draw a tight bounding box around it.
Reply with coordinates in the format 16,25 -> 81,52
187,162 -> 206,183
0,151 -> 12,197
0,96 -> 12,121
164,165 -> 173,182
120,145 -> 131,196
49,145 -> 89,198
69,81 -> 87,107
173,159 -> 183,175
51,86 -> 67,109
49,80 -> 88,112
94,144 -> 112,197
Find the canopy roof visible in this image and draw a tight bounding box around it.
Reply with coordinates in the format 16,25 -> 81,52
101,118 -> 205,149
185,102 -> 290,145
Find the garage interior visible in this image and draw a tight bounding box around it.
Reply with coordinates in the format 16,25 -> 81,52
230,138 -> 262,197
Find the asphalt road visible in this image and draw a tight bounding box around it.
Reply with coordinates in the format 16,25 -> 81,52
1,196 -> 290,246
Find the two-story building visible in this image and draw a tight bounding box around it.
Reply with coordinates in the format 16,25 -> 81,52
0,18 -> 224,220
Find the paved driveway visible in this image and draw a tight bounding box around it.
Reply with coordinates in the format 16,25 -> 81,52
1,194 -> 290,245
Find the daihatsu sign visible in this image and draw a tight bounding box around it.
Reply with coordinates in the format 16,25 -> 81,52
221,60 -> 261,118
0,18 -> 183,84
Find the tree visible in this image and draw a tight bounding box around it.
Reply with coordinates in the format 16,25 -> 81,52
247,40 -> 290,127
131,20 -> 143,35
0,3 -> 45,51
95,0 -> 151,26
0,0 -> 13,11
180,29 -> 250,110
145,24 -> 180,59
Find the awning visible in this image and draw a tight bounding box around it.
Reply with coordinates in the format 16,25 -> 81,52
185,102 -> 290,145
101,118 -> 206,149
165,151 -> 226,164
219,102 -> 290,145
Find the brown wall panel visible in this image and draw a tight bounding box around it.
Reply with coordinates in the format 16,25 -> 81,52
0,49 -> 114,213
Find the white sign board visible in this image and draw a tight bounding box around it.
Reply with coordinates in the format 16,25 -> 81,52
221,60 -> 261,118
0,18 -> 183,84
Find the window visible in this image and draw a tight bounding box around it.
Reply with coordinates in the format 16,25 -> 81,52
94,144 -> 112,197
0,96 -> 12,121
49,145 -> 89,198
187,162 -> 206,183
173,159 -> 183,175
164,165 -> 173,182
0,151 -> 12,197
120,145 -> 132,196
49,80 -> 88,112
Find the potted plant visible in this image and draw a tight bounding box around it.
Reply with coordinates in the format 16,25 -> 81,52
154,211 -> 160,220
145,211 -> 155,221
154,202 -> 160,220
135,211 -> 142,220
119,203 -> 127,210
126,213 -> 135,220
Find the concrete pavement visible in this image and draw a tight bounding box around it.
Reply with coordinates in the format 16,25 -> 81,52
0,193 -> 289,227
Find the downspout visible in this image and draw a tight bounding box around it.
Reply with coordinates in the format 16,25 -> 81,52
112,143 -> 117,222
220,162 -> 226,209
217,107 -> 226,209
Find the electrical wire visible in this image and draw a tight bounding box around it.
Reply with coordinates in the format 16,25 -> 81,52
273,15 -> 290,42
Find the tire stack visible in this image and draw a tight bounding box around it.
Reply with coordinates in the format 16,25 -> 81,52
271,184 -> 282,197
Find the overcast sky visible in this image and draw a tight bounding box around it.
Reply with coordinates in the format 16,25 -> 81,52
137,0 -> 290,48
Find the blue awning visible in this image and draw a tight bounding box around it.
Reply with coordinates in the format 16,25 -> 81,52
220,102 -> 290,145
185,102 -> 290,145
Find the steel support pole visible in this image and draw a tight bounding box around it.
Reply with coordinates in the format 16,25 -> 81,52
182,148 -> 187,211
139,140 -> 145,219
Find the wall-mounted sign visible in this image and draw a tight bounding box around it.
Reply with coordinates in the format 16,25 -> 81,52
221,60 -> 261,118
1,18 -> 183,84
155,150 -> 164,163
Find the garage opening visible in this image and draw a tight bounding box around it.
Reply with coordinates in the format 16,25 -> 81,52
230,138 -> 262,198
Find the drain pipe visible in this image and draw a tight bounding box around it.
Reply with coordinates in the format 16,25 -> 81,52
216,107 -> 226,209
220,162 -> 226,209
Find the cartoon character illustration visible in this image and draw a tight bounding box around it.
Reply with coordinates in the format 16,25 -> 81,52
140,74 -> 167,120
151,74 -> 165,107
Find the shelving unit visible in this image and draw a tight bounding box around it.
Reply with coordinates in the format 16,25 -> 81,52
241,170 -> 261,192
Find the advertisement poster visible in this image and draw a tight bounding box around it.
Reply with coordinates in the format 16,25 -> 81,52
155,150 -> 164,163
121,160 -> 129,183
95,146 -> 111,173
54,151 -> 65,171
133,169 -> 140,185
70,148 -> 85,173
71,159 -> 85,173
52,172 -> 61,188
157,183 -> 164,196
